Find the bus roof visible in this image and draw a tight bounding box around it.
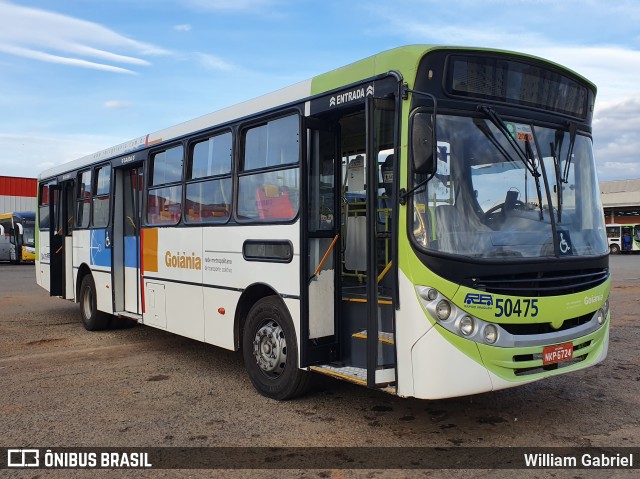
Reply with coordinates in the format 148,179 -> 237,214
0,211 -> 35,220
38,44 -> 595,181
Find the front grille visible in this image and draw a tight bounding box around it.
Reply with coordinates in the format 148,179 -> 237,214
499,312 -> 594,335
464,268 -> 609,297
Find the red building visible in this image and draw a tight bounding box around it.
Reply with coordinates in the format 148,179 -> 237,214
0,176 -> 37,212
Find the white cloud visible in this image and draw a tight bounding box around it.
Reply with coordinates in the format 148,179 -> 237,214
0,1 -> 169,74
592,97 -> 640,181
174,24 -> 192,32
0,132 -> 123,178
104,100 -> 130,109
193,52 -> 235,71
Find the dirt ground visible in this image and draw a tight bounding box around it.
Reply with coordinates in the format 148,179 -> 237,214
0,257 -> 638,478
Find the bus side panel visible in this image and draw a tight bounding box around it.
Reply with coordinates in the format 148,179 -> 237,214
202,224 -> 300,291
284,297 -> 302,368
73,229 -> 113,314
65,236 -> 74,299
143,227 -> 204,341
394,269 -> 433,398
203,289 -> 240,349
201,224 -> 300,351
37,231 -> 51,290
0,235 -> 11,261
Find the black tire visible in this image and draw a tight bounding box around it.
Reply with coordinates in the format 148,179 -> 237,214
242,296 -> 311,400
79,274 -> 111,331
610,244 -> 620,255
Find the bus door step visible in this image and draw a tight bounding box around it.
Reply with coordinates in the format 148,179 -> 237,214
309,365 -> 396,391
114,311 -> 142,321
350,330 -> 395,369
352,330 -> 395,344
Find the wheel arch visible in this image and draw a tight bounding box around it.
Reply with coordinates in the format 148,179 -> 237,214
234,282 -> 289,351
75,263 -> 92,303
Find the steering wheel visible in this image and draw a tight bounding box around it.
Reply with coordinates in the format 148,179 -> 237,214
482,199 -> 526,228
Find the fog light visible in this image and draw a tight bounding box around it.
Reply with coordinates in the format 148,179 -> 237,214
459,315 -> 475,336
484,324 -> 498,344
596,309 -> 605,325
435,300 -> 451,321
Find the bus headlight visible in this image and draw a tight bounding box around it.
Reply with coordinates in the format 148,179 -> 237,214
419,287 -> 438,301
483,324 -> 498,344
435,300 -> 452,321
596,309 -> 605,325
459,316 -> 475,336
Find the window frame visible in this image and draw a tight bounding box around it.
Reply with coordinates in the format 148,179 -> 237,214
146,143 -> 185,226
184,130 -> 234,225
236,111 -> 302,224
91,163 -> 112,228
75,169 -> 92,229
38,181 -> 54,230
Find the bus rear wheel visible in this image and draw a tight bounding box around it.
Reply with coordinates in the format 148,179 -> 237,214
610,244 -> 620,255
242,296 -> 311,400
79,274 -> 111,331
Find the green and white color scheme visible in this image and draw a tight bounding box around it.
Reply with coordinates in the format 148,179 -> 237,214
36,45 -> 610,400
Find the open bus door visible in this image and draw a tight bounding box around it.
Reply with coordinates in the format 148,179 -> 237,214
304,79 -> 399,391
112,164 -> 144,318
48,180 -> 75,298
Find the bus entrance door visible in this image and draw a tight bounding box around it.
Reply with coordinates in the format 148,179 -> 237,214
49,181 -> 74,298
113,166 -> 143,317
306,86 -> 399,392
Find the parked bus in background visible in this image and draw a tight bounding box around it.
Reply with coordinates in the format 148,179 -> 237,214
0,212 -> 36,263
35,45 -> 610,400
606,223 -> 640,254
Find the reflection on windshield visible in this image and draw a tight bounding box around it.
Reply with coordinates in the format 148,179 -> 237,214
412,115 -> 607,259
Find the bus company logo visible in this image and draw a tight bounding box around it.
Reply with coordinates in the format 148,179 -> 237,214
8,449 -> 39,467
40,252 -> 50,261
329,85 -> 374,107
464,293 -> 494,308
164,251 -> 202,270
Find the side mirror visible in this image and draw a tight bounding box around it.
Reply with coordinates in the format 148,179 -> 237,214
411,113 -> 436,175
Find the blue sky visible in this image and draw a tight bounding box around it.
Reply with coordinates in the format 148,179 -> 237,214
1,0 -> 639,181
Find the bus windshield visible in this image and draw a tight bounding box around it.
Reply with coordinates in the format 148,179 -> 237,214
21,221 -> 35,246
412,114 -> 608,259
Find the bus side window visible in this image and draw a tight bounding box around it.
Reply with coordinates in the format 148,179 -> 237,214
185,132 -> 232,224
147,145 -> 184,225
76,170 -> 92,228
239,114 -> 300,222
39,183 -> 51,230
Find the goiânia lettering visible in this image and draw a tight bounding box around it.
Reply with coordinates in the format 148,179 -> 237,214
164,251 -> 202,270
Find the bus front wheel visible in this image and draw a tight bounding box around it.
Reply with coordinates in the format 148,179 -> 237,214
610,244 -> 620,255
79,274 -> 111,331
242,296 -> 311,400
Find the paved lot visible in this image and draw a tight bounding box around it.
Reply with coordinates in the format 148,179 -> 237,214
1,256 -> 639,478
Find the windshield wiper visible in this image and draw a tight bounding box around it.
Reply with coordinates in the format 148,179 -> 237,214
551,129 -> 564,222
561,122 -> 577,184
477,105 -> 544,220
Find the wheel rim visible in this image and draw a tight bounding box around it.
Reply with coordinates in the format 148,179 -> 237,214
82,284 -> 93,320
252,319 -> 287,378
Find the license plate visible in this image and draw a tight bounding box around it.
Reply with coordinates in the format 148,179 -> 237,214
542,342 -> 573,365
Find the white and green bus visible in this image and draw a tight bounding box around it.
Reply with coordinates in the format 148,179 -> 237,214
36,45 -> 610,400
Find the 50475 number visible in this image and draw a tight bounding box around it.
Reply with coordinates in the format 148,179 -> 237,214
494,298 -> 539,318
